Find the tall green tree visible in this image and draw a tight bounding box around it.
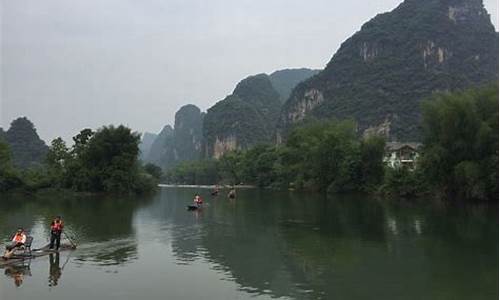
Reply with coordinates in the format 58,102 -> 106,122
46,137 -> 71,188
420,85 -> 498,201
0,140 -> 23,191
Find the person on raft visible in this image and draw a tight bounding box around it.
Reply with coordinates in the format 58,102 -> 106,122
228,188 -> 236,199
211,185 -> 219,196
49,216 -> 64,250
2,228 -> 27,259
194,194 -> 204,207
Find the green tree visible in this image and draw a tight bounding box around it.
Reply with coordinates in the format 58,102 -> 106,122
0,140 -> 23,191
46,137 -> 71,186
420,85 -> 498,201
218,151 -> 243,185
144,163 -> 163,181
360,136 -> 386,189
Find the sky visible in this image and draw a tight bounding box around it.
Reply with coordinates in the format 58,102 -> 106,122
1,0 -> 498,143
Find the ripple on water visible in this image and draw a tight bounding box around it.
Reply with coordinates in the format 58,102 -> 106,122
73,237 -> 139,267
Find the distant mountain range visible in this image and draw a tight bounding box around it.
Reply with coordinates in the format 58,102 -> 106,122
144,0 -> 498,169
144,68 -> 318,168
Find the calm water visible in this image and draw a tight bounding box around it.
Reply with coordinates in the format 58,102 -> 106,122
0,187 -> 497,300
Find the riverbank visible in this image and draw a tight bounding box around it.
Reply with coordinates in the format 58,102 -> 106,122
158,184 -> 256,189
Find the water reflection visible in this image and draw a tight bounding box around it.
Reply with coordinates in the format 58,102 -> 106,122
75,238 -> 138,267
4,263 -> 31,287
0,192 -> 153,268
0,188 -> 497,300
48,253 -> 62,287
152,189 -> 497,300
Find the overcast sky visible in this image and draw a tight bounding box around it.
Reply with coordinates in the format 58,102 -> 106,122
1,0 -> 498,143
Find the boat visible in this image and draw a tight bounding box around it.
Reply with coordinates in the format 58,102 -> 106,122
0,243 -> 76,267
187,205 -> 202,211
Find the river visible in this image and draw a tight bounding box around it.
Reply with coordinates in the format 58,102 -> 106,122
0,187 -> 497,299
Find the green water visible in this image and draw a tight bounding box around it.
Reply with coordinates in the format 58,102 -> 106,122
0,187 -> 497,299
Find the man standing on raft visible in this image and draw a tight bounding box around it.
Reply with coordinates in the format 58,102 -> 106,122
49,216 -> 64,250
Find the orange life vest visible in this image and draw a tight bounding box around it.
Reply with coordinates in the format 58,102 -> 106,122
13,233 -> 25,243
51,221 -> 63,232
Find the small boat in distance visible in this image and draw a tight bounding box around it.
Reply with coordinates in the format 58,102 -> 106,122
187,205 -> 201,211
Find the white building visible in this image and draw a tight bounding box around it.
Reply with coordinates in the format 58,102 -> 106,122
384,142 -> 422,169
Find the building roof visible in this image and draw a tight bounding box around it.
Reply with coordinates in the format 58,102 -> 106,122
386,142 -> 422,151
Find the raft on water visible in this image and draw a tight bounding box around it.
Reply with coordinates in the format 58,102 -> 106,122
187,205 -> 202,211
0,243 -> 76,267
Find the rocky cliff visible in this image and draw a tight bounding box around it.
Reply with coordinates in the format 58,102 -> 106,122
173,104 -> 204,162
278,0 -> 498,141
203,74 -> 281,158
139,132 -> 157,161
146,125 -> 175,168
269,68 -> 320,103
146,104 -> 204,169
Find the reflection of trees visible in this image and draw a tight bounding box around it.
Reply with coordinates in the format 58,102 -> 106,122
200,197 -> 300,298
148,188 -> 207,262
166,189 -> 309,298
0,192 -> 153,267
165,190 -> 390,299
0,194 -> 37,240
166,189 -> 497,299
280,197 -> 498,299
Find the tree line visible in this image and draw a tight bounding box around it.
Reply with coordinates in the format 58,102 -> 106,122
0,125 -> 160,194
166,84 -> 498,202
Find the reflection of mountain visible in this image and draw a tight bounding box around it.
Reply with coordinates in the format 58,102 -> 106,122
140,188 -> 208,263
160,189 -> 497,299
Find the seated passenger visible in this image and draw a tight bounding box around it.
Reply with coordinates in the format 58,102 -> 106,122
3,228 -> 27,259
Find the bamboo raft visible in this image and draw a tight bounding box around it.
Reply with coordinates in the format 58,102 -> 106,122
0,244 -> 76,267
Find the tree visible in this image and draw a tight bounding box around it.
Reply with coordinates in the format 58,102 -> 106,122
61,125 -> 156,194
72,128 -> 94,157
144,163 -> 163,181
219,151 -> 243,185
0,140 -> 23,191
420,84 -> 498,201
360,136 -> 386,189
46,137 -> 71,188
83,125 -> 141,193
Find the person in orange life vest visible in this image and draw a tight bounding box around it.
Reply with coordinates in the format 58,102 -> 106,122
194,194 -> 203,207
49,216 -> 64,250
2,228 -> 27,259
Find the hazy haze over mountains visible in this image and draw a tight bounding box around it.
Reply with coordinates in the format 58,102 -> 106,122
2,0 -> 497,143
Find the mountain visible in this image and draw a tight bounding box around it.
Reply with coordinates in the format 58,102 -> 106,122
2,117 -> 49,168
277,0 -> 498,142
139,132 -> 157,161
173,104 -> 204,162
269,68 -> 320,103
146,125 -> 175,168
203,74 -> 281,158
146,104 -> 204,169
